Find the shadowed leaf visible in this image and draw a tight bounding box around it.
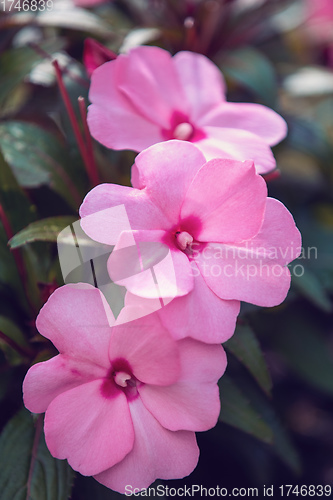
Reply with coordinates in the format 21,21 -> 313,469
225,324 -> 272,395
0,409 -> 74,500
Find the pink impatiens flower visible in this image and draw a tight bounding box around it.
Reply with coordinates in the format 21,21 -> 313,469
87,45 -> 287,174
80,141 -> 301,344
23,283 -> 226,493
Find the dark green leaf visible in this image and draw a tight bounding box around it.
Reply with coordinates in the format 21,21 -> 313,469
271,317 -> 333,396
0,148 -> 37,234
0,122 -> 83,210
0,409 -> 74,500
0,39 -> 65,110
225,324 -> 272,395
292,268 -> 332,312
220,47 -> 277,107
239,375 -> 301,474
0,150 -> 40,312
9,217 -> 77,249
0,316 -> 30,365
219,375 -> 273,444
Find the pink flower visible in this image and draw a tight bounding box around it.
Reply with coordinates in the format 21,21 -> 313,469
23,283 -> 226,493
87,45 -> 287,174
80,141 -> 301,344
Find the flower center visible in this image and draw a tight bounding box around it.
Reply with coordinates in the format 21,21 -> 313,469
175,231 -> 193,251
114,371 -> 132,388
173,122 -> 194,141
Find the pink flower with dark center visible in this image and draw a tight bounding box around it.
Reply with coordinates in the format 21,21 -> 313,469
80,141 -> 301,344
23,283 -> 226,493
87,45 -> 287,174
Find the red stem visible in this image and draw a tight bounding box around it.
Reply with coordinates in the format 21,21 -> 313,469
29,43 -> 89,89
0,204 -> 29,301
78,96 -> 100,187
26,415 -> 43,500
53,60 -> 96,187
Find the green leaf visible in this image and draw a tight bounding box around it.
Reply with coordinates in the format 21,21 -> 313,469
0,122 -> 83,210
0,39 -> 65,110
0,409 -> 74,500
9,217 -> 78,249
0,316 -> 30,365
239,376 -> 301,474
271,317 -> 333,397
219,375 -> 273,444
0,224 -> 24,294
220,47 -> 277,107
292,268 -> 332,312
0,150 -> 41,312
0,148 -> 37,234
225,324 -> 272,395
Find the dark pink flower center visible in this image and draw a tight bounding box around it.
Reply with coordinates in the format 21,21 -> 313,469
162,111 -> 206,143
101,358 -> 138,401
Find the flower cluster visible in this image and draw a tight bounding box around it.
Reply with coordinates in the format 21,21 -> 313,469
23,45 -> 301,493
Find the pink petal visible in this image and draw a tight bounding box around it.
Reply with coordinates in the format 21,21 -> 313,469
36,284 -> 114,369
95,397 -> 199,493
88,58 -> 163,151
133,140 -> 206,222
23,354 -> 105,414
157,270 -> 240,343
197,127 -> 277,174
195,198 -> 302,306
107,230 -> 193,299
88,104 -> 163,152
44,379 -> 134,476
110,312 -> 180,386
181,158 -> 267,243
80,183 -> 170,246
117,46 -> 188,128
139,339 -> 226,432
173,51 -> 227,122
198,102 -> 287,146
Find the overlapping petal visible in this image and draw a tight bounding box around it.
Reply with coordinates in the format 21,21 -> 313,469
180,158 -> 267,243
117,46 -> 188,127
133,140 -> 206,222
139,339 -> 226,431
198,102 -> 287,146
107,229 -> 193,299
44,379 -> 134,476
36,283 -> 114,368
110,313 -> 180,386
173,51 -> 227,121
197,127 -> 277,173
80,183 -> 170,246
157,271 -> 240,343
23,354 -> 105,414
195,198 -> 301,306
95,397 -> 199,493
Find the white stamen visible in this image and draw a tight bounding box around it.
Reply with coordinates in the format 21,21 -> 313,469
173,122 -> 194,141
114,371 -> 131,388
176,231 -> 193,251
